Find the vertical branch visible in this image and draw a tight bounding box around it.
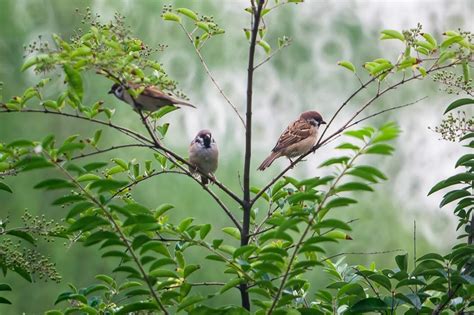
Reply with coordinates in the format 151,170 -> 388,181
240,0 -> 265,311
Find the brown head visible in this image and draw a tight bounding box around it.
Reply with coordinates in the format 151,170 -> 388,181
194,129 -> 214,148
300,111 -> 326,127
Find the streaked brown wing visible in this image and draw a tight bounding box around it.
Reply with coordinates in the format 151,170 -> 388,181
272,119 -> 313,152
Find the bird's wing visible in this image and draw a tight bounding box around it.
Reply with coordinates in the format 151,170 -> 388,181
272,119 -> 313,152
142,86 -> 195,107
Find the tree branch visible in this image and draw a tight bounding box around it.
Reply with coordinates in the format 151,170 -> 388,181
241,0 -> 266,310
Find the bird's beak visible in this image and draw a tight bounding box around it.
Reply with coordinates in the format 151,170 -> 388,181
108,89 -> 114,94
321,121 -> 327,125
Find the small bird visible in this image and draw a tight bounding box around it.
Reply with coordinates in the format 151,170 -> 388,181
108,83 -> 195,111
258,111 -> 326,171
189,130 -> 219,185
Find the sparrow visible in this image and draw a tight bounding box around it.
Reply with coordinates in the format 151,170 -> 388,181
258,111 -> 326,171
189,129 -> 219,185
108,83 -> 195,111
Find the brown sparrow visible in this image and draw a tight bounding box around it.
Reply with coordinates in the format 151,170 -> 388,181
108,83 -> 195,111
189,130 -> 218,185
258,111 -> 326,171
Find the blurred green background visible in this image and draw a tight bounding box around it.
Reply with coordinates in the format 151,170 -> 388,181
0,0 -> 472,313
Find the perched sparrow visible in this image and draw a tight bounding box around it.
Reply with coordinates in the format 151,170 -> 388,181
189,130 -> 219,185
108,83 -> 195,111
258,111 -> 326,171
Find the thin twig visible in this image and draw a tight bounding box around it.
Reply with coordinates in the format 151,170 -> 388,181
320,249 -> 405,262
71,143 -> 154,160
178,23 -> 245,128
254,40 -> 291,70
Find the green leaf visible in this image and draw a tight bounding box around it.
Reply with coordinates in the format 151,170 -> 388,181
440,190 -> 471,207
52,194 -> 86,205
89,179 -> 128,193
177,295 -> 206,312
336,143 -> 360,151
222,227 -> 241,240
0,284 -> 12,291
368,274 -> 392,291
34,178 -> 75,190
422,33 -> 437,47
58,142 -> 85,154
395,278 -> 426,288
140,241 -> 171,257
350,298 -> 389,313
200,224 -> 211,239
155,203 -> 174,217
20,54 -> 48,71
287,192 -> 319,204
319,156 -> 350,167
178,217 -> 194,232
380,30 -> 404,41
365,144 -> 394,155
395,254 -> 408,272
68,216 -> 110,232
92,130 -> 102,146
220,278 -> 244,294
16,156 -> 53,171
440,35 -> 464,49
149,269 -> 178,278
6,230 -> 36,244
196,22 -> 210,33
66,202 -> 94,219
0,182 -> 12,193
337,60 -> 356,72
336,182 -> 373,192
116,302 -> 158,315
0,297 -> 12,305
176,8 -> 199,21
63,64 -> 83,101
444,98 -> 474,114
313,219 -> 352,231
258,40 -> 271,54
184,264 -> 200,278
162,12 -> 181,22
76,173 -> 101,182
325,197 -> 357,209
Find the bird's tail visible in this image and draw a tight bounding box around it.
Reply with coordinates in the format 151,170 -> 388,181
175,99 -> 196,108
258,152 -> 281,171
